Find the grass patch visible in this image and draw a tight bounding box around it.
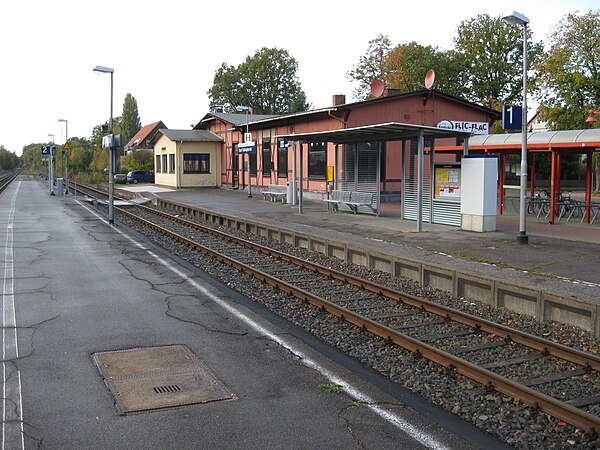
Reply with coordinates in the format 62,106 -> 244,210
319,383 -> 343,394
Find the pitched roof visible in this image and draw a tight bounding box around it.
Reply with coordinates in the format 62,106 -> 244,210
126,121 -> 166,148
151,129 -> 223,144
197,112 -> 279,128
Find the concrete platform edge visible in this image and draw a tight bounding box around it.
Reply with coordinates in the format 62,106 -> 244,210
155,198 -> 598,336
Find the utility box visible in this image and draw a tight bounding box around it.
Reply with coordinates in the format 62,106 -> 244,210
286,182 -> 293,204
56,178 -> 64,196
460,156 -> 498,232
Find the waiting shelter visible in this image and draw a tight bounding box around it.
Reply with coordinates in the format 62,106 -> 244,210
437,129 -> 600,224
278,122 -> 473,232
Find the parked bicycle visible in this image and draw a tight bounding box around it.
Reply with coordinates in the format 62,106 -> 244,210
555,191 -> 581,219
527,188 -> 549,216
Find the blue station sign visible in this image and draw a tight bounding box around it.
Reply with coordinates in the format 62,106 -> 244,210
502,105 -> 523,130
238,141 -> 256,154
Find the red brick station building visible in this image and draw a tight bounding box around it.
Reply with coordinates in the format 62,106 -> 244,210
150,89 -> 600,228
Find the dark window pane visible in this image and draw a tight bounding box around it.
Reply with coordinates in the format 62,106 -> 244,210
183,153 -> 210,173
308,142 -> 327,178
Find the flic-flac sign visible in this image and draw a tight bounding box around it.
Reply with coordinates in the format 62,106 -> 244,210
436,120 -> 488,135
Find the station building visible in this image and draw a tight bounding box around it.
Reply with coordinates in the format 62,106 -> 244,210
194,90 -> 497,195
153,89 -> 600,228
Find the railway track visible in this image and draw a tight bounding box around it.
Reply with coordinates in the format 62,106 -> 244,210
0,169 -> 21,194
71,181 -> 600,438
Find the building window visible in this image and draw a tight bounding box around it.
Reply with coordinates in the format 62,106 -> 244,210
308,142 -> 327,179
162,155 -> 167,174
169,154 -> 175,173
262,139 -> 271,177
249,152 -> 257,176
277,145 -> 288,178
156,155 -> 161,173
183,153 -> 210,173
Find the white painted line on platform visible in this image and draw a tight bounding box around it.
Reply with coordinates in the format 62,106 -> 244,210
77,200 -> 451,450
2,182 -> 24,450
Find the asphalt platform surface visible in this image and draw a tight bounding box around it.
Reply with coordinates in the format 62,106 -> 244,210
3,175 -> 503,449
128,185 -> 600,305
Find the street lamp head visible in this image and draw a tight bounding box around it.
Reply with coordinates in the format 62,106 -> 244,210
58,119 -> 67,122
586,110 -> 599,123
93,65 -> 114,74
236,105 -> 250,112
503,11 -> 530,26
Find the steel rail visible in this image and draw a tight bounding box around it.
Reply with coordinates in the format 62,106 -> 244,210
0,170 -> 21,194
134,203 -> 600,372
117,205 -> 600,434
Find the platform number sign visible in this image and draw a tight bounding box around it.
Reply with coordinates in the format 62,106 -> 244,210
41,145 -> 54,155
502,105 -> 523,130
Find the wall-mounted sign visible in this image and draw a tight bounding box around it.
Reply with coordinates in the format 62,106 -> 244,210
238,141 -> 256,154
436,120 -> 488,135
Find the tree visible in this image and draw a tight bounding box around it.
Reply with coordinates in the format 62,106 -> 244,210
120,149 -> 153,173
66,137 -> 93,174
535,11 -> 600,188
381,42 -> 466,97
347,34 -> 392,100
454,14 -> 544,110
121,93 -> 142,147
536,11 -> 600,130
208,48 -> 310,114
0,146 -> 20,170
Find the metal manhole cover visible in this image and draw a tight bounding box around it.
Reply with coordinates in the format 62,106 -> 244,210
92,345 -> 235,414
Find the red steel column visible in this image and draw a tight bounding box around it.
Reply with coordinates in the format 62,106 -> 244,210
499,152 -> 505,215
586,151 -> 592,223
549,150 -> 556,224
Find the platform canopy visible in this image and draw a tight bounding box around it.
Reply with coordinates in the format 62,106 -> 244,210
277,122 -> 472,231
277,121 -> 472,144
437,128 -> 600,152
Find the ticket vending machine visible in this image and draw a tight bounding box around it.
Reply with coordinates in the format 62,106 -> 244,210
460,155 -> 498,232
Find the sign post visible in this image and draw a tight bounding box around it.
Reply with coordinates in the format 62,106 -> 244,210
41,146 -> 55,194
238,141 -> 256,198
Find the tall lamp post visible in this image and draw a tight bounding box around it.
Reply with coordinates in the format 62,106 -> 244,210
58,119 -> 68,193
93,65 -> 115,225
503,11 -> 530,245
48,134 -> 55,195
236,105 -> 252,198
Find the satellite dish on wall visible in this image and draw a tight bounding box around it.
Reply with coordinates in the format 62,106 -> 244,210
370,79 -> 385,98
424,69 -> 436,90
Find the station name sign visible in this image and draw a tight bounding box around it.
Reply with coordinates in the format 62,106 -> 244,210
436,120 -> 489,135
238,141 -> 256,154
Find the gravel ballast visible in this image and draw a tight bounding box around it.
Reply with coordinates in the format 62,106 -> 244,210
116,205 -> 600,449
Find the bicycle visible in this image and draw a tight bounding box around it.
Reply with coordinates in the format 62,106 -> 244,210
555,191 -> 581,220
527,188 -> 549,216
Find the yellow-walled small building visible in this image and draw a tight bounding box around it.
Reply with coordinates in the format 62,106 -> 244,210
150,129 -> 223,188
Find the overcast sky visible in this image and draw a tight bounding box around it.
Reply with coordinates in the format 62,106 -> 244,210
1,0 -> 597,155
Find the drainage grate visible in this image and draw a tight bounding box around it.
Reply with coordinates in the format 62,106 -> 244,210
92,345 -> 235,414
153,385 -> 181,394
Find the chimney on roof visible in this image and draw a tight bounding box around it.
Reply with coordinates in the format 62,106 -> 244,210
383,88 -> 401,97
332,94 -> 346,106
